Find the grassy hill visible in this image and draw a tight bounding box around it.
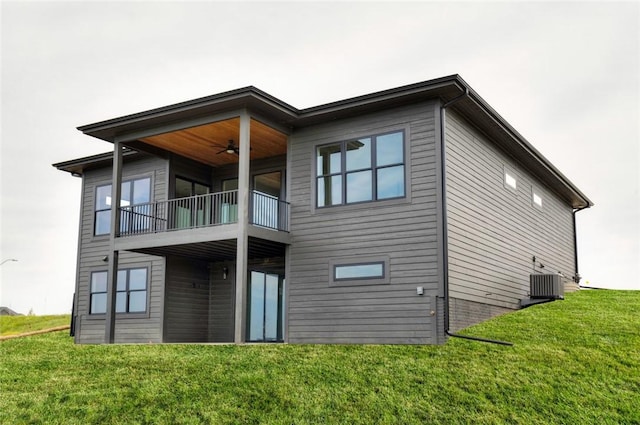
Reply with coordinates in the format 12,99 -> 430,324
0,290 -> 638,424
0,314 -> 70,337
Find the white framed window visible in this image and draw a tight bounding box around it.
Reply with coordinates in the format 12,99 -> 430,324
532,189 -> 543,209
504,167 -> 517,192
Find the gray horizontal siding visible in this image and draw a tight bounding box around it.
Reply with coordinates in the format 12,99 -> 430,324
208,262 -> 235,342
288,102 -> 440,344
445,110 -> 575,312
75,155 -> 167,344
163,257 -> 210,342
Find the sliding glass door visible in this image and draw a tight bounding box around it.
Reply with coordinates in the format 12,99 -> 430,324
220,179 -> 238,224
174,177 -> 210,228
247,271 -> 284,342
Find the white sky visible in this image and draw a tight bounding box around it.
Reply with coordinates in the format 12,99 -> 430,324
1,1 -> 638,314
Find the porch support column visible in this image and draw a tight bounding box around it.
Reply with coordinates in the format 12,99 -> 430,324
234,111 -> 250,343
104,140 -> 123,343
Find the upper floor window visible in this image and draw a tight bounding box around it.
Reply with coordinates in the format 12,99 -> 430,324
504,167 -> 517,192
90,268 -> 148,314
532,189 -> 543,209
316,131 -> 405,207
94,177 -> 151,235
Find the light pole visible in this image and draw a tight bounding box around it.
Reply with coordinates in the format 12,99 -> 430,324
0,259 -> 18,266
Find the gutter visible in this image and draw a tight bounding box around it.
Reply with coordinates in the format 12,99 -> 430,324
439,87 -> 513,347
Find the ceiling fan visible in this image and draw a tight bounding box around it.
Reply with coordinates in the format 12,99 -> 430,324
215,140 -> 240,155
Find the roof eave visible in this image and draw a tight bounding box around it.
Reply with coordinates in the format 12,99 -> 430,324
459,86 -> 593,209
72,75 -> 592,208
294,74 -> 466,127
77,86 -> 300,142
52,149 -> 142,176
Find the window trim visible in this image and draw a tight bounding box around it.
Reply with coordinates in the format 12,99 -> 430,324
93,175 -> 153,237
329,256 -> 390,286
88,266 -> 150,317
315,130 -> 407,208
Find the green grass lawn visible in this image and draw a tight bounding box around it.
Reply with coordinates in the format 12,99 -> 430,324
0,314 -> 70,336
1,291 -> 638,424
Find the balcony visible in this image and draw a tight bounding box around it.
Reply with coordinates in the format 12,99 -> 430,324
118,190 -> 289,237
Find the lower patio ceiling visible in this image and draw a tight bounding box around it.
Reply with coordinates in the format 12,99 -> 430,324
137,117 -> 288,167
129,237 -> 286,262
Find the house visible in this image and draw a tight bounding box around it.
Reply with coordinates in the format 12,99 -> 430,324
0,307 -> 22,316
54,75 -> 592,345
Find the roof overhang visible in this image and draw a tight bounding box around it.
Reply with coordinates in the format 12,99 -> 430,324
53,149 -> 144,176
447,79 -> 593,209
77,86 -> 299,143
70,74 -> 591,208
293,75 -> 465,127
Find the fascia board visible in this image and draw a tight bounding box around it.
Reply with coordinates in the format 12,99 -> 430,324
460,88 -> 593,208
77,87 -> 299,142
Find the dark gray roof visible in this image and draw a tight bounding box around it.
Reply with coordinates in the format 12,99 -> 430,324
53,149 -> 144,176
64,74 -> 592,208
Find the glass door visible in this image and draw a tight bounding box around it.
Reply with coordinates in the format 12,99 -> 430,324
175,177 -> 210,228
220,179 -> 238,224
247,271 -> 284,342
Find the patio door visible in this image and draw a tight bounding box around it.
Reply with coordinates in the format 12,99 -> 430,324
175,177 -> 210,228
247,271 -> 284,342
220,179 -> 238,224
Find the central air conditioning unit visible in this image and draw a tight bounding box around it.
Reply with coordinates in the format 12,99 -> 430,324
530,274 -> 564,299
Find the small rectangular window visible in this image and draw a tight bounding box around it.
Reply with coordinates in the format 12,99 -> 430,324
335,262 -> 385,280
504,167 -> 517,191
90,271 -> 108,314
532,190 -> 543,209
329,256 -> 390,286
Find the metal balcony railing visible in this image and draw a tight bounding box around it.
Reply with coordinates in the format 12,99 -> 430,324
250,191 -> 289,232
118,189 -> 289,236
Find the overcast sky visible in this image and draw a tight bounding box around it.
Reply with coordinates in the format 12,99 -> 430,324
1,1 -> 638,314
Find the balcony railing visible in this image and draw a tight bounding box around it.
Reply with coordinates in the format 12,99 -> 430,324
118,189 -> 289,236
251,191 -> 289,232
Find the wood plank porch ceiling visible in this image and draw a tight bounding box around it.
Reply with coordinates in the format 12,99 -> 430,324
139,118 -> 288,167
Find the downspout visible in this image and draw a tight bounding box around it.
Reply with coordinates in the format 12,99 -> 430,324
439,88 -> 513,346
572,205 -> 590,285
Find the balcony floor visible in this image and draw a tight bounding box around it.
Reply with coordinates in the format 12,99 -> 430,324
115,223 -> 290,261
127,236 -> 286,262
